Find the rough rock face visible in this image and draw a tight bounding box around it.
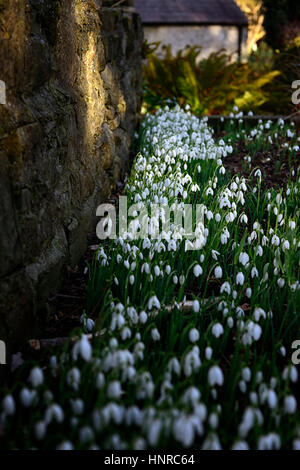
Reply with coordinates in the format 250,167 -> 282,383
0,0 -> 143,351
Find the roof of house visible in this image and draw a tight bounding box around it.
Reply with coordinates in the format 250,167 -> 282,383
134,0 -> 248,26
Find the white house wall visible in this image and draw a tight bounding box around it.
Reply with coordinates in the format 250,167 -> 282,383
144,25 -> 246,60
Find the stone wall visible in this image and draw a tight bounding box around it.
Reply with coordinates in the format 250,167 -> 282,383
0,0 -> 143,351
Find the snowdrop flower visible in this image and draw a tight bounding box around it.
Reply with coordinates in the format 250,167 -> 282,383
72,335 -> 92,362
107,381 -> 123,399
28,367 -> 44,388
193,264 -> 203,277
277,278 -> 285,288
220,281 -> 231,295
239,252 -> 249,266
284,395 -> 297,414
67,367 -> 81,391
258,433 -> 281,450
193,300 -> 200,313
151,328 -> 160,341
236,272 -> 245,285
20,388 -> 36,407
148,419 -> 162,447
232,440 -> 249,450
267,390 -> 278,409
246,287 -> 252,298
148,295 -> 160,310
208,365 -> 224,387
2,395 -> 15,415
282,365 -> 298,382
189,328 -> 200,343
139,311 -> 148,324
212,323 -> 224,338
45,404 -> 64,425
96,372 -> 105,389
56,441 -> 74,450
214,266 -> 222,279
205,347 -> 213,360
35,421 -> 47,440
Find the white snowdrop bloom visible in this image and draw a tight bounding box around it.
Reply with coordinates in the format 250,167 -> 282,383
267,390 -> 278,409
86,318 -> 95,332
154,265 -> 160,276
28,367 -> 44,388
208,365 -> 224,387
96,372 -> 105,389
280,346 -> 286,357
165,265 -> 171,275
193,264 -> 203,277
173,415 -> 196,447
72,335 -> 92,362
282,240 -> 290,251
227,317 -> 234,328
56,441 -> 74,451
45,404 -> 64,425
34,421 -> 47,440
251,267 -> 258,278
293,439 -> 300,450
271,234 -> 280,246
246,287 -> 252,298
242,367 -> 251,382
277,278 -> 285,288
289,220 -> 296,230
214,266 -> 222,279
205,347 -> 213,360
148,295 -> 160,310
284,395 -> 297,414
70,398 -> 84,415
193,299 -> 200,313
240,214 -> 248,224
282,365 -> 298,382
215,213 -> 221,222
148,419 -> 162,447
238,407 -> 255,438
139,311 -> 148,324
201,433 -> 222,450
107,381 -> 123,399
121,327 -> 132,340
67,367 -> 81,391
173,275 -> 178,284
211,250 -> 220,260
209,413 -> 219,429
189,328 -> 200,343
254,307 -> 266,322
232,441 -> 249,450
151,328 -> 160,342
212,323 -> 224,338
129,274 -> 135,285
184,346 -> 201,377
220,281 -> 231,295
257,433 -> 281,450
19,388 -> 36,407
181,387 -> 201,406
239,252 -> 249,266
239,380 -> 247,393
2,395 -> 15,415
79,426 -> 94,444
236,272 -> 245,285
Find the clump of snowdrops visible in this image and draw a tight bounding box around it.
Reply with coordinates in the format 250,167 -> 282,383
1,105 -> 300,450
